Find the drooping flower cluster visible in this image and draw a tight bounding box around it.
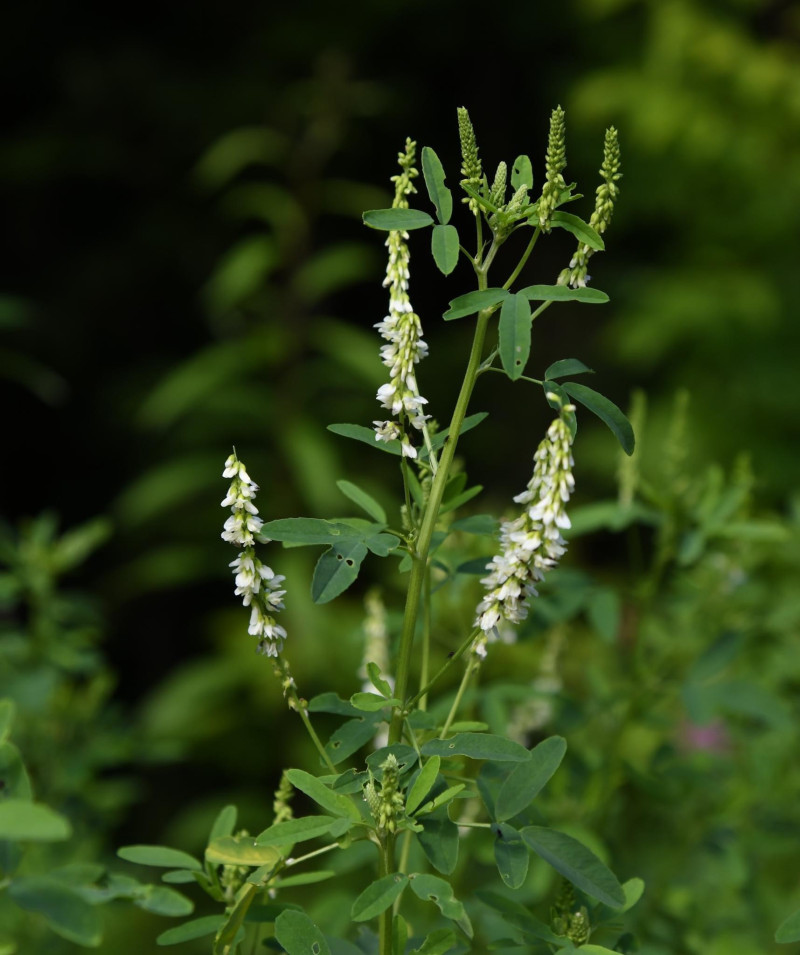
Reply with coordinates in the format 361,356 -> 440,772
373,138 -> 430,459
558,126 -> 621,289
474,403 -> 575,655
221,451 -> 287,657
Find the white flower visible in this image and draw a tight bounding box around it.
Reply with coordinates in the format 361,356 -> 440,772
474,408 -> 575,639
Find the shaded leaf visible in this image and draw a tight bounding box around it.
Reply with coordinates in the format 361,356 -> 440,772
519,284 -> 609,304
562,382 -> 635,456
311,541 -> 369,603
475,890 -> 560,944
776,908 -> 800,943
409,873 -> 472,937
260,518 -> 368,546
157,916 -> 225,946
136,885 -> 194,917
499,293 -> 532,380
351,873 -> 409,921
493,823 -> 530,889
117,845 -> 202,871
545,358 -> 594,380
9,876 -> 101,946
443,289 -> 508,321
0,800 -> 71,842
275,909 -> 332,955
421,733 -> 530,762
209,804 -> 237,842
495,736 -> 567,821
327,422 -> 402,456
336,480 -> 387,524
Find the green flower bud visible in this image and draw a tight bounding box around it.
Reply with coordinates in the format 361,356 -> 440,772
489,161 -> 507,208
457,106 -> 483,214
538,106 -> 567,231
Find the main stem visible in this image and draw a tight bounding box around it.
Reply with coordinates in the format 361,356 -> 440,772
389,280 -> 492,746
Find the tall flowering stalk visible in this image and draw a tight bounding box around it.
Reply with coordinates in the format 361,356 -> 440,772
373,138 -> 431,460
221,451 -> 287,657
474,400 -> 576,655
559,126 -> 621,288
538,106 -> 567,231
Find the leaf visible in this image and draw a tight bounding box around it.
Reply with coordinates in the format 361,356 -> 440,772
0,800 -> 71,841
0,699 -> 14,744
421,733 -> 531,762
520,826 -> 625,908
363,208 -> 434,231
411,928 -> 457,955
275,909 -> 332,955
157,916 -> 225,946
406,757 -> 441,814
351,873 -> 409,921
475,890 -> 560,944
336,480 -> 386,524
284,769 -> 361,822
311,541 -> 369,604
577,946 -> 627,954
365,533 -> 400,557
443,288 -> 508,321
260,518 -> 367,546
209,804 -> 237,842
431,225 -> 459,276
275,870 -> 335,888
393,915 -> 409,955
620,877 -> 645,913
451,514 -> 497,536
325,715 -> 383,764
562,382 -> 635,456
550,211 -> 605,251
544,358 -> 594,380
8,876 -> 102,946
421,147 -> 453,224
424,412 -> 489,456
205,837 -> 282,868
499,293 -> 532,380
518,284 -> 609,304
213,882 -> 257,954
409,873 -> 472,937
161,870 -> 197,884
413,784 -> 466,815
256,815 -> 344,848
776,908 -> 800,943
438,484 -> 482,516
417,807 -> 459,875
495,736 -> 567,821
366,745 -> 418,779
350,692 -> 400,712
327,423 -> 403,456
117,845 -> 202,871
493,823 -> 529,889
511,155 -> 533,192
367,662 -> 393,698
136,885 -> 194,917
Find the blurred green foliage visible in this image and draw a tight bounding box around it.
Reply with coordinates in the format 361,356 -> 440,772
2,0 -> 799,951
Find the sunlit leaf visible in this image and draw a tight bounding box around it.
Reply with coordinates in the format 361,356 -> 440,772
550,211 -> 605,250
284,769 -> 361,822
0,801 -> 71,841
511,155 -> 533,192
363,208 -> 434,231
421,147 -> 453,224
117,845 -> 202,871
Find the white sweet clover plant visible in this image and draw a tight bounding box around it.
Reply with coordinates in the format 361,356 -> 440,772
118,108 -> 643,955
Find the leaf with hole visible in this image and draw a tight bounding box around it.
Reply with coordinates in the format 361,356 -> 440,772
431,224 -> 459,275
499,292 -> 532,380
351,873 -> 409,921
275,909 -> 332,955
521,826 -> 625,908
511,155 -> 533,192
311,540 -> 369,603
562,381 -> 635,455
363,208 -> 434,231
421,733 -> 530,762
410,873 -> 472,937
421,147 -> 453,224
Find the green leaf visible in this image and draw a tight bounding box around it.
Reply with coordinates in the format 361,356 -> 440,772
544,358 -> 594,380
511,155 -> 533,192
161,870 -> 197,884
365,745 -> 418,779
213,882 -> 256,954
493,823 -> 529,889
776,907 -> 800,943
520,826 -> 625,908
327,422 -> 402,456
0,699 -> 14,744
406,757 -> 441,814
0,741 -> 30,801
157,916 -> 225,946
117,845 -> 202,871
205,837 -> 282,868
409,873 -> 472,937
136,885 -> 194,917
209,805 -> 237,842
325,715 -> 382,764
336,480 -> 386,524
350,692 -> 400,712
421,733 -> 531,762
443,288 -> 508,321
499,293 -> 532,380
352,873 -> 409,921
518,284 -> 609,304
620,877 -> 645,913
411,928 -> 457,955
311,540 -> 369,604
275,910 -> 332,955
417,807 -> 459,874
363,208 -> 434,231
438,484 -> 482,516
577,946 -> 626,954
260,518 -> 367,546
255,815 -> 344,848
8,876 -> 102,946
550,211 -> 605,251
0,800 -> 71,841
284,769 -> 361,822
495,736 -> 567,821
562,382 -> 635,456
431,224 -> 460,276
421,147 -> 453,224
423,412 -> 488,457
393,914 -> 409,955
364,533 -> 400,557
413,784 -> 466,815
451,514 -> 497,536
276,870 -> 335,888
367,662 -> 393,697
475,890 -> 560,944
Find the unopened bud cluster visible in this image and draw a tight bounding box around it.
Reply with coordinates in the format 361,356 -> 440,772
374,138 -> 430,460
558,126 -> 621,289
457,107 -> 483,214
537,106 -> 567,231
474,404 -> 575,651
363,754 -> 405,835
221,452 -> 287,657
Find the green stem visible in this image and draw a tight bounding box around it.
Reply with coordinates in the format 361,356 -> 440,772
441,657 -> 477,737
419,569 -> 431,710
503,226 -> 541,289
388,304 -> 493,745
405,626 -> 479,711
378,834 -> 394,955
276,662 -> 337,773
